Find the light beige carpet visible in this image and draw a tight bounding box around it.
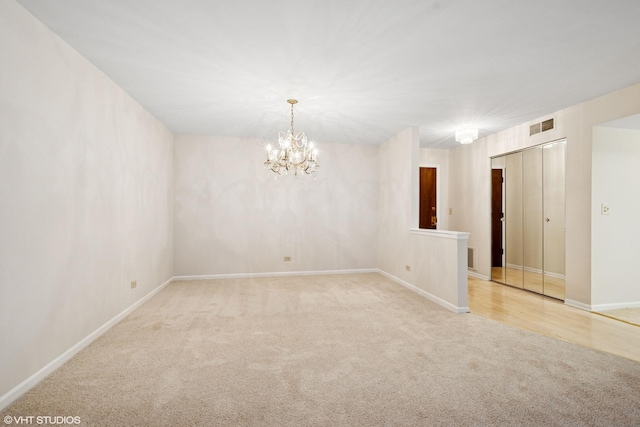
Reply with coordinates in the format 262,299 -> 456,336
2,273 -> 640,426
596,307 -> 640,327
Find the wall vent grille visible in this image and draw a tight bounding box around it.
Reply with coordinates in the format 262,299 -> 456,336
541,118 -> 554,131
530,117 -> 555,136
468,247 -> 476,270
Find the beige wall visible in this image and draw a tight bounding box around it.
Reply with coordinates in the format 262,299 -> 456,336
448,82 -> 640,307
0,1 -> 174,400
173,136 -> 379,276
377,127 -> 418,279
592,126 -> 640,307
379,128 -> 468,311
448,138 -> 492,278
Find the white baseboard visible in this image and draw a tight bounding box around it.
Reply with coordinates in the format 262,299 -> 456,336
0,276 -> 173,412
378,269 -> 469,314
173,268 -> 378,281
564,299 -> 592,311
566,298 -> 640,312
467,270 -> 490,281
591,301 -> 640,312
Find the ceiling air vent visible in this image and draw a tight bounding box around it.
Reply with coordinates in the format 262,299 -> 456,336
529,117 -> 555,136
541,118 -> 554,131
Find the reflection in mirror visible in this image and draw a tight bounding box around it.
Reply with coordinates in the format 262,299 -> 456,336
491,157 -> 506,284
505,152 -> 524,288
523,148 -> 543,293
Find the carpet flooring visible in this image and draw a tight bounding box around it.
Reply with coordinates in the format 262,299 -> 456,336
2,273 -> 640,426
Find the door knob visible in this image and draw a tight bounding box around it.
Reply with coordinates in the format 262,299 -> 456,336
545,218 -> 550,223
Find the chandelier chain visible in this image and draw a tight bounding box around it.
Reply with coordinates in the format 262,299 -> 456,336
290,102 -> 295,134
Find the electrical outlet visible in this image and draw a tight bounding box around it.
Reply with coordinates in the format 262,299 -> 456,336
449,208 -> 453,215
130,280 -> 137,289
405,265 -> 411,272
283,256 -> 292,262
601,204 -> 610,215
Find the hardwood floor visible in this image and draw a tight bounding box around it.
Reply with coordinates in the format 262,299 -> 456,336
468,276 -> 640,362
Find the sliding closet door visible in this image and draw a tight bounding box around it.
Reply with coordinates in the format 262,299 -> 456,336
491,140 -> 566,300
542,141 -> 566,299
504,152 -> 523,289
523,147 -> 543,293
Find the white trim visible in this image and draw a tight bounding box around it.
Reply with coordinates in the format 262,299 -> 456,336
564,299 -> 591,311
409,228 -> 470,240
0,276 -> 173,411
591,301 -> 640,312
172,268 -> 379,281
467,270 -> 490,281
378,269 -> 469,314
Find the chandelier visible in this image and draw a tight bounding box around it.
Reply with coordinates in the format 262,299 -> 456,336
264,99 -> 319,175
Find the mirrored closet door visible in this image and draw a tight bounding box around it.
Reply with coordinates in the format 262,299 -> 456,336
490,140 -> 566,300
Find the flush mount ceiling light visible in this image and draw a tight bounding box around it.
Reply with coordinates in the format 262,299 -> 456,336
455,127 -> 479,145
264,99 -> 319,176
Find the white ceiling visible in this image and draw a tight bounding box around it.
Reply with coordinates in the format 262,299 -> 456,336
16,0 -> 640,148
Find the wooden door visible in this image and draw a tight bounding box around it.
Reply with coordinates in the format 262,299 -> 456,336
419,167 -> 437,229
491,169 -> 504,267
